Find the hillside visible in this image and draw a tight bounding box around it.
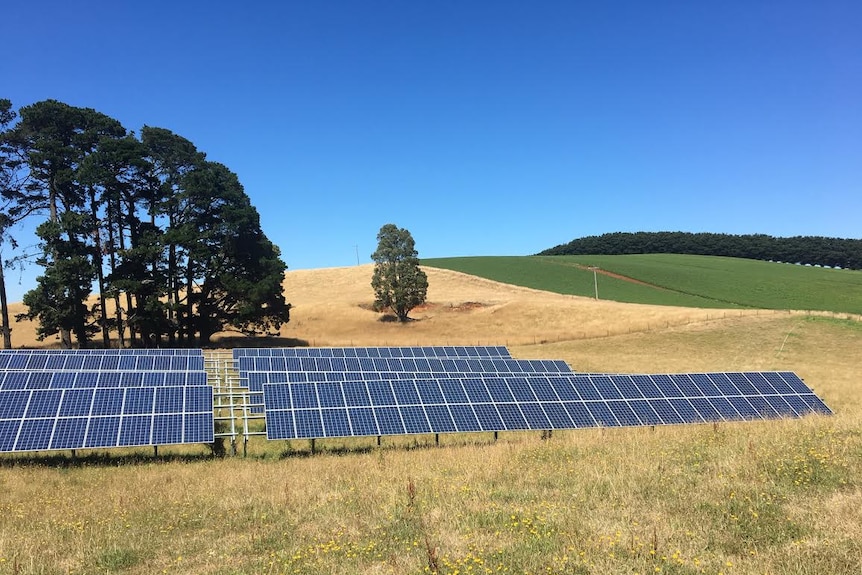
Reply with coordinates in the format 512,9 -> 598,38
256,264 -> 755,348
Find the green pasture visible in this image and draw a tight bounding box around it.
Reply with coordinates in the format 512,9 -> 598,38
422,254 -> 862,314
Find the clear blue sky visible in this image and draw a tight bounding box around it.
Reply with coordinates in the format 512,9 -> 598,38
3,1 -> 860,302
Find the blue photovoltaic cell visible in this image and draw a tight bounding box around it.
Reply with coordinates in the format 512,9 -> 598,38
462,378 -> 492,403
393,381 -> 420,405
348,407 -> 378,436
518,403 -> 551,429
607,401 -> 642,426
16,418 -> 55,451
367,381 -> 396,406
85,416 -> 121,448
473,403 -> 504,431
0,420 -> 20,450
425,405 -> 456,432
50,418 -> 88,450
119,415 -> 153,446
26,390 -> 62,418
265,410 -> 295,439
449,404 -> 481,432
58,388 -> 95,417
294,409 -> 324,438
587,402 -> 618,427
184,412 -> 215,443
375,406 -> 405,435
322,408 -> 352,437
401,405 -> 431,434
415,379 -> 445,403
0,390 -> 29,418
151,414 -> 184,444
260,370 -> 833,441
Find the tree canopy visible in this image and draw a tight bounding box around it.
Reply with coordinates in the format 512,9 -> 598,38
539,232 -> 862,270
0,97 -> 290,348
370,224 -> 428,322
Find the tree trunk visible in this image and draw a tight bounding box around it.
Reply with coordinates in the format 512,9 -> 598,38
90,188 -> 110,348
106,204 -> 125,348
186,259 -> 195,344
0,266 -> 11,349
49,175 -> 73,348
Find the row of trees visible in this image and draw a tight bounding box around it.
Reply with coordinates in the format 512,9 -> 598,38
0,98 -> 290,348
538,232 -> 862,270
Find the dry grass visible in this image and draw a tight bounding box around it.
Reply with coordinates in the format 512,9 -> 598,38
0,266 -> 860,575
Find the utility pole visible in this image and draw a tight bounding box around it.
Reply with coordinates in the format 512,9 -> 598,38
354,245 -> 360,266
591,267 -> 599,300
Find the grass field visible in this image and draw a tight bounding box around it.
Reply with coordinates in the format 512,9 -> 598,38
0,265 -> 860,575
422,255 -> 862,315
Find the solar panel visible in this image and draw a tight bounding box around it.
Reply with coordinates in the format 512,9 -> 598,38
0,385 -> 213,452
0,371 -> 208,390
233,346 -> 512,359
262,372 -> 832,440
0,354 -> 205,371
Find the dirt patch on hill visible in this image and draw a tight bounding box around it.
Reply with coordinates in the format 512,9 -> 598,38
575,264 -> 668,290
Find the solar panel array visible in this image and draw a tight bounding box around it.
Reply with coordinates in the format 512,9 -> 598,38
233,345 -> 511,358
0,386 -> 213,451
0,371 -> 208,390
0,348 -> 213,454
0,354 -> 205,371
263,371 -> 832,440
0,348 -> 203,355
239,356 -> 568,374
234,347 -> 558,413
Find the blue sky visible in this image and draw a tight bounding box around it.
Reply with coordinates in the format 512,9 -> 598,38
3,1 -> 860,302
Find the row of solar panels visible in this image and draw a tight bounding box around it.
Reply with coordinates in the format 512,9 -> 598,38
0,354 -> 205,371
0,371 -> 208,390
238,356 -> 569,374
233,345 -> 512,358
0,386 -> 213,452
0,348 -> 213,453
262,372 -> 831,440
0,349 -> 203,355
258,372 -> 815,408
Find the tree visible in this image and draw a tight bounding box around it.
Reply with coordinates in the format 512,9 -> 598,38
173,161 -> 290,344
370,224 -> 428,322
0,98 -> 23,348
12,99 -> 125,347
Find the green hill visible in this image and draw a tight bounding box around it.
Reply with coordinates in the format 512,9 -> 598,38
421,254 -> 862,315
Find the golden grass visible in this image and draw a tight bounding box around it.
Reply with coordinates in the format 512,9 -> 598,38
0,265 -> 860,575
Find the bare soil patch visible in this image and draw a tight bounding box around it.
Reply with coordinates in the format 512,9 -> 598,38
575,263 -> 668,290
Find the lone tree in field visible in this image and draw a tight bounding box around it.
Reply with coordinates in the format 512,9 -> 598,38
371,224 -> 428,322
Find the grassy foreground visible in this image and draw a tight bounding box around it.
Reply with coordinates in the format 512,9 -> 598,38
1,315 -> 860,575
